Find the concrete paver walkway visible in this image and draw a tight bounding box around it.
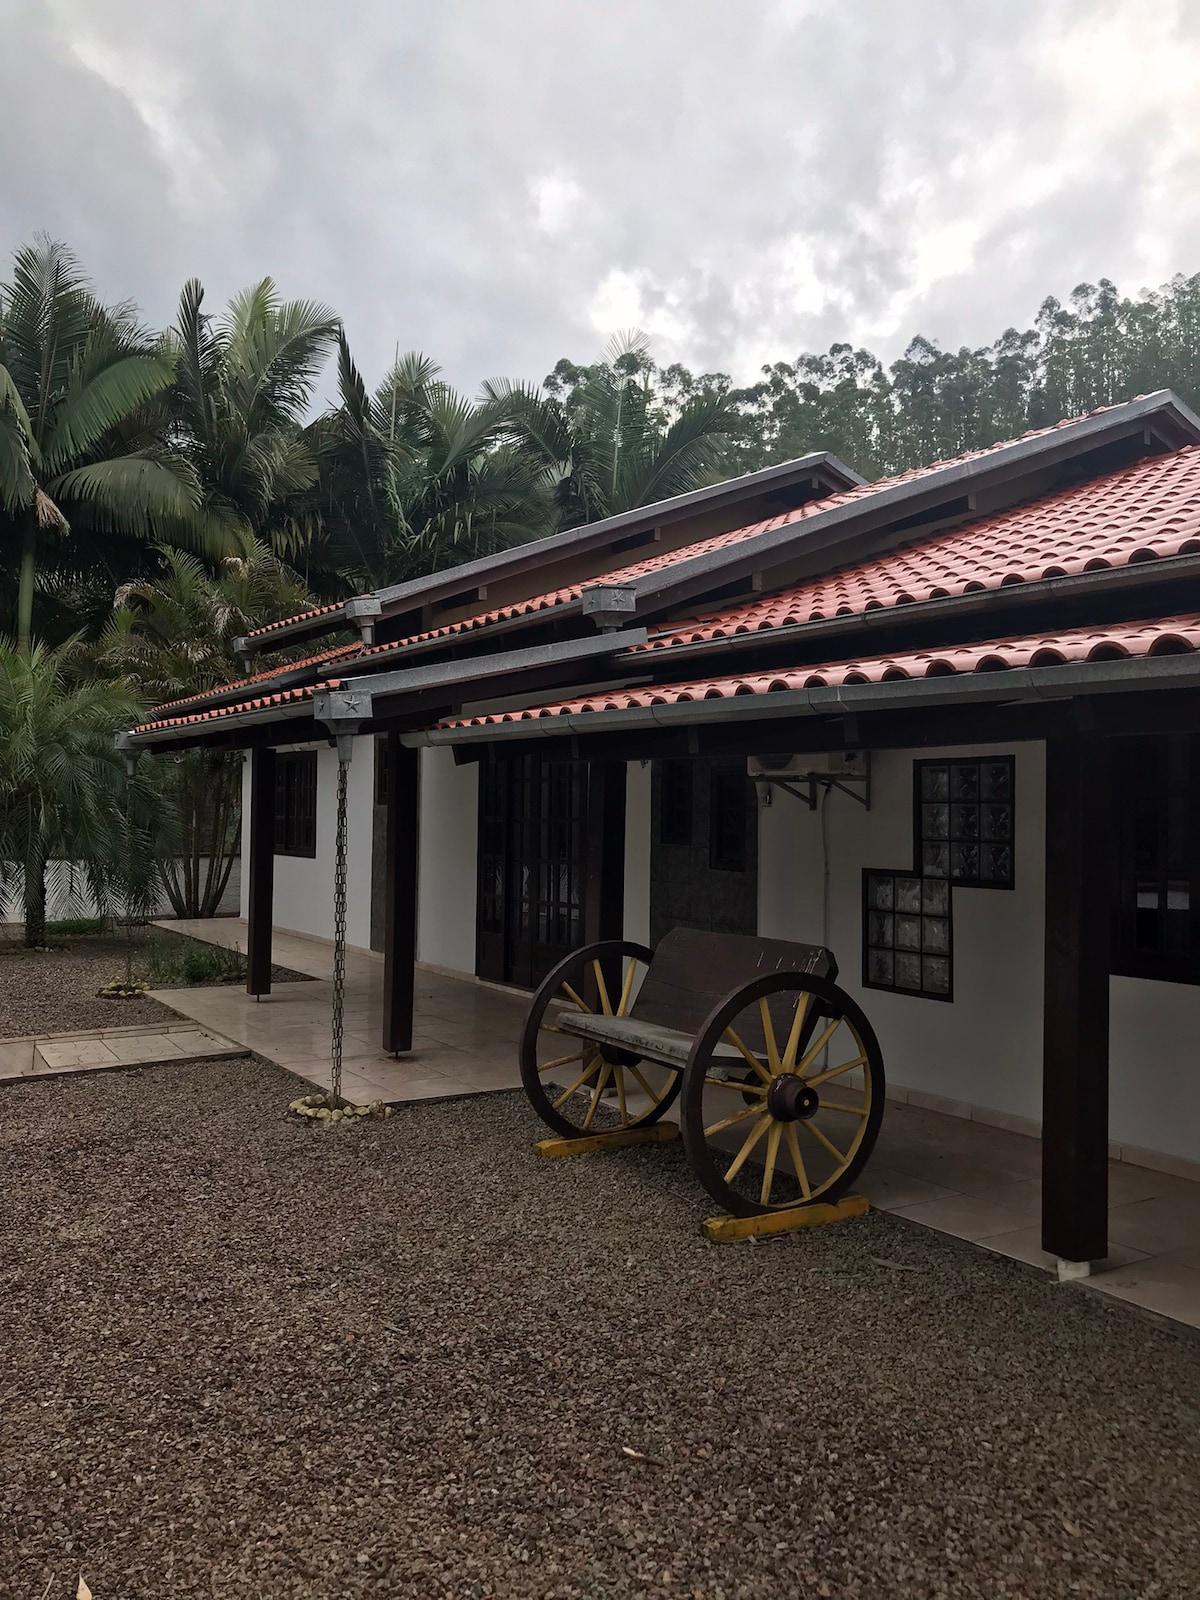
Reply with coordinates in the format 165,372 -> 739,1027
153,918 -> 1200,1330
0,1021 -> 243,1080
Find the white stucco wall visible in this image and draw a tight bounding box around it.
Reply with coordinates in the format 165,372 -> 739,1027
416,745 -> 478,973
757,739 -> 1200,1165
1111,977 -> 1200,1164
758,742 -> 1048,1127
252,739 -> 374,952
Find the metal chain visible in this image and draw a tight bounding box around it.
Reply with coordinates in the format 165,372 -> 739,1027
330,754 -> 349,1107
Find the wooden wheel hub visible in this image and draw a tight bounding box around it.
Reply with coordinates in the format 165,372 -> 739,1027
766,1073 -> 820,1123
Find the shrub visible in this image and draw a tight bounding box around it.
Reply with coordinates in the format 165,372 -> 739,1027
144,937 -> 246,986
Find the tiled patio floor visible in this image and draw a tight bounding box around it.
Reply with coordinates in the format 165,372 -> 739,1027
151,919 -> 526,1107
156,918 -> 1200,1330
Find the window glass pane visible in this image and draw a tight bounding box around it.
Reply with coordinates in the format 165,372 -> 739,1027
895,877 -> 922,913
922,803 -> 949,839
950,842 -> 979,880
921,877 -> 949,914
950,764 -> 979,801
868,874 -> 894,910
980,762 -> 1012,800
894,915 -> 922,950
923,956 -> 951,994
921,765 -> 949,801
895,952 -> 922,989
922,842 -> 949,878
867,948 -> 894,985
949,803 -> 980,840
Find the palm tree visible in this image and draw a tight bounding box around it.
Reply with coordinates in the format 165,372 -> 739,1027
168,277 -> 340,566
311,338 -> 551,588
0,638 -> 151,947
483,332 -> 742,532
98,539 -> 315,918
0,238 -> 222,651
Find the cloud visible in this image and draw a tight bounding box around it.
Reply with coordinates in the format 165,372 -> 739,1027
2,0 -> 1198,398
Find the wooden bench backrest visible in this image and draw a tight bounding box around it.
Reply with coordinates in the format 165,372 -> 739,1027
629,927 -> 837,1037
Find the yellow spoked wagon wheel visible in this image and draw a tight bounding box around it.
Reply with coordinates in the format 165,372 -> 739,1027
519,940 -> 681,1139
680,972 -> 884,1217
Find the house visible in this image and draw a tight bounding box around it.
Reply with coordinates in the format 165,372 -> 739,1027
123,390 -> 1200,1268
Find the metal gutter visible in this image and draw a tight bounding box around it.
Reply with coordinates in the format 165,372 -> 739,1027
313,628 -> 648,725
408,652 -> 1200,747
126,698 -> 315,748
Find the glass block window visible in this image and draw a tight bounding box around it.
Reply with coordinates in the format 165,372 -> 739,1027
863,871 -> 953,1001
915,757 -> 1014,888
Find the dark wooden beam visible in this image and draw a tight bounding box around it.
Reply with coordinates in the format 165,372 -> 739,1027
583,760 -> 627,946
246,748 -> 276,997
382,732 -> 420,1054
1041,728 -> 1112,1263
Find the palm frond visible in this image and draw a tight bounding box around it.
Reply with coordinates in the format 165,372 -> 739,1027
48,454 -> 233,555
42,349 -> 177,471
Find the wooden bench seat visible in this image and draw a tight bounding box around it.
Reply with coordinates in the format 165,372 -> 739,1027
553,1009 -> 742,1069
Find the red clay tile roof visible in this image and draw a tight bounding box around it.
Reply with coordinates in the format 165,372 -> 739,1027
445,615 -> 1200,727
245,600 -> 346,639
642,446 -> 1200,650
246,402 -> 1139,655
134,678 -> 345,736
149,643 -> 361,717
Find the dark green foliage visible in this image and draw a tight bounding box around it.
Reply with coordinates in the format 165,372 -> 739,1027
569,274 -> 1200,484
143,935 -> 247,986
46,916 -> 107,937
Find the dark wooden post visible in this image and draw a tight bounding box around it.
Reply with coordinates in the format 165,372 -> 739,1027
382,733 -> 420,1054
246,747 -> 276,998
583,760 -> 627,946
1041,727 -> 1112,1264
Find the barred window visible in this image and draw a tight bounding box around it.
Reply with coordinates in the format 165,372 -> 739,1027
274,751 -> 317,858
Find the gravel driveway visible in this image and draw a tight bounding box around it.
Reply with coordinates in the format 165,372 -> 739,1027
2,1057 -> 1197,1600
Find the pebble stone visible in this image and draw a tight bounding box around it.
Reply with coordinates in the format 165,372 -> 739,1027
1,1056 -> 1197,1600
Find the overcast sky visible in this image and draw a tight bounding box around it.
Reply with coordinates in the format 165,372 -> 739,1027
4,0 -> 1199,395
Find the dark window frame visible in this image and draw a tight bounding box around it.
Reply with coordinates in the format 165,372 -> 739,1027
912,755 -> 1016,890
1112,732 -> 1200,986
861,868 -> 954,1003
274,750 -> 318,858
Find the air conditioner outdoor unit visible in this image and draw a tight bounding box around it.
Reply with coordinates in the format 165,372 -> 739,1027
747,751 -> 870,780
747,752 -> 809,780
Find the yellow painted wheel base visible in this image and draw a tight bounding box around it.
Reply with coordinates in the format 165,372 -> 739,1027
703,1192 -> 868,1241
534,1122 -> 681,1158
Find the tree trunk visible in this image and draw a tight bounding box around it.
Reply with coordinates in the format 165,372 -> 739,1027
23,844 -> 47,949
17,510 -> 37,654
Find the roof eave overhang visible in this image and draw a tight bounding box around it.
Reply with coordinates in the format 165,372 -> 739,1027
627,392 -> 1200,619
364,450 -> 861,622
411,652 -> 1200,748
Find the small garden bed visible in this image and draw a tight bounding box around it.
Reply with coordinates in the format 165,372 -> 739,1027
0,924 -> 308,1039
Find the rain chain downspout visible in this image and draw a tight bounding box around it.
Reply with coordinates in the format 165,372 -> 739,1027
329,728 -> 353,1109
303,683 -> 396,1124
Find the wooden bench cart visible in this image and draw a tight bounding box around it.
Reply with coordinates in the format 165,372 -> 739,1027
519,928 -> 886,1232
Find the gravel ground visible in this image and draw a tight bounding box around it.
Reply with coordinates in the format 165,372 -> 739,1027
2,1058 -> 1198,1600
0,929 -> 305,1038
